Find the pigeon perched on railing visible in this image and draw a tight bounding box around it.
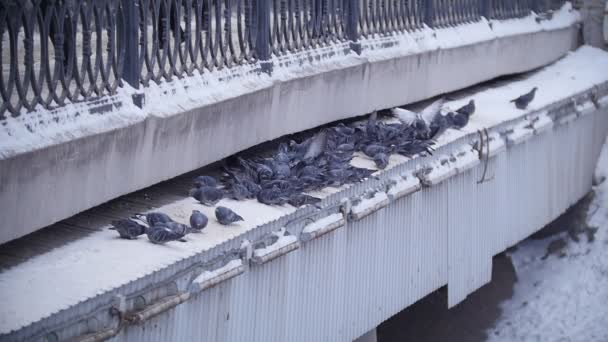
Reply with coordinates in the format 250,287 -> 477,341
189,210 -> 208,232
110,219 -> 148,239
511,87 -> 538,110
215,206 -> 244,225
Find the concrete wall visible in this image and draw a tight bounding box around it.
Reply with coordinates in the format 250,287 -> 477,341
0,24 -> 579,244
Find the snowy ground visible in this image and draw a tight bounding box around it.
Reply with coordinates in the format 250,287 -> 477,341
487,138 -> 608,341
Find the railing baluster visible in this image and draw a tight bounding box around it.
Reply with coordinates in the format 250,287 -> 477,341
255,0 -> 272,73
121,0 -> 143,106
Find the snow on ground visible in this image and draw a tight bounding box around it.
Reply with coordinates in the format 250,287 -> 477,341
487,139 -> 608,342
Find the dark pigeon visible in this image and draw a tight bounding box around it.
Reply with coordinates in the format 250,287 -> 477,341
133,212 -> 173,226
429,114 -> 450,139
363,144 -> 389,158
257,187 -> 289,205
448,112 -> 470,129
163,221 -> 191,236
215,206 -> 244,225
511,87 -> 538,110
189,210 -> 208,232
110,219 -> 148,239
147,224 -> 187,244
287,193 -> 322,207
373,153 -> 389,169
456,99 -> 475,117
193,175 -> 218,188
190,186 -> 224,206
228,182 -> 251,200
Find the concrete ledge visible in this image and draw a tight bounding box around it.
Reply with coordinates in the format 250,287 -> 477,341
0,17 -> 580,243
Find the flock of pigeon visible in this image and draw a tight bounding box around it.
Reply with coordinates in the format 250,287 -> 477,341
110,87 -> 538,244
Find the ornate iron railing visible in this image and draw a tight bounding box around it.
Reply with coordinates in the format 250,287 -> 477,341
0,0 -> 568,119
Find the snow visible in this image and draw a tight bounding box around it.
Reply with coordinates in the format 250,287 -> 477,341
387,176 -> 421,200
487,138 -> 608,342
531,111 -> 554,134
0,86 -> 144,159
190,259 -> 243,292
301,213 -> 345,236
1,46 -> 608,336
252,229 -> 298,262
350,192 -> 390,220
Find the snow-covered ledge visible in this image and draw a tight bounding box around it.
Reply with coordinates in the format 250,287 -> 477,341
0,4 -> 581,244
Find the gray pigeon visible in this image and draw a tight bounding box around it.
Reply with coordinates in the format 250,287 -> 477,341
373,153 -> 389,169
429,113 -> 450,139
190,186 -> 224,206
456,99 -> 475,117
228,182 -> 251,200
448,112 -> 470,129
215,206 -> 244,225
133,212 -> 173,226
511,87 -> 537,110
288,193 -> 322,207
193,175 -> 218,188
163,221 -> 191,236
303,130 -> 328,160
257,187 -> 289,205
363,144 -> 389,158
147,224 -> 187,244
189,210 -> 208,232
110,219 -> 148,239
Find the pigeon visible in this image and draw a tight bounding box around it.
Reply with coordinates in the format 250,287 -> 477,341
133,212 -> 173,226
228,182 -> 251,200
511,87 -> 538,110
303,130 -> 328,160
257,187 -> 289,205
429,113 -> 451,139
147,224 -> 187,244
110,219 -> 148,239
215,206 -> 244,225
391,107 -> 418,125
287,193 -> 322,207
448,112 -> 470,129
373,152 -> 390,169
190,186 -> 224,206
193,175 -> 218,188
363,144 -> 389,158
392,98 -> 445,128
162,221 -> 191,235
189,210 -> 208,232
455,99 -> 475,117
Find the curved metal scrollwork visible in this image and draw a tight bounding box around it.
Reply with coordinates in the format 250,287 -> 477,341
0,0 -> 567,119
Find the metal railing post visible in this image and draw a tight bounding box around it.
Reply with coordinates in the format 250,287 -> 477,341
425,0 -> 435,27
481,0 -> 492,19
256,0 -> 273,74
121,0 -> 143,106
346,0 -> 361,54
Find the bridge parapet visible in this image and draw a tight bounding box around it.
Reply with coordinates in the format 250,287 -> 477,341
0,2 -> 581,243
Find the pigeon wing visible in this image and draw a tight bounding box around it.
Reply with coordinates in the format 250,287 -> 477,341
391,107 -> 419,125
420,98 -> 445,125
